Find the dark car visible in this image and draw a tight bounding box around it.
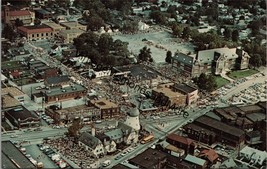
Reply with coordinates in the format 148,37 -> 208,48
74,96 -> 81,100
45,150 -> 55,155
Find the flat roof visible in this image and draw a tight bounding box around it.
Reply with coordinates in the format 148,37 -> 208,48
183,123 -> 216,136
60,21 -> 86,28
18,25 -> 53,34
195,116 -> 245,138
172,83 -> 197,94
2,152 -> 19,169
2,141 -> 35,169
2,95 -> 21,109
43,22 -> 66,29
60,29 -> 85,34
129,148 -> 166,169
185,154 -> 206,166
238,105 -> 264,113
91,98 -> 118,109
35,9 -> 51,14
52,105 -> 100,118
153,86 -> 185,98
45,84 -> 86,97
6,106 -> 39,121
2,87 -> 25,97
45,75 -> 70,85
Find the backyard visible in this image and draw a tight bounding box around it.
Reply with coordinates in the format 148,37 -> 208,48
227,69 -> 258,79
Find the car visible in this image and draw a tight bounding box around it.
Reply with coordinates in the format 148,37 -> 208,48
115,155 -> 122,160
74,96 -> 82,100
37,144 -> 43,147
121,152 -> 127,156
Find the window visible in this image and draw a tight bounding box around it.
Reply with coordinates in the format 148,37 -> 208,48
51,32 -> 53,36
46,33 -> 48,36
37,34 -> 39,37
41,33 -> 43,36
32,34 -> 34,37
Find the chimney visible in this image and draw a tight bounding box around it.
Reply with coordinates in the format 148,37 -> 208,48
91,127 -> 96,136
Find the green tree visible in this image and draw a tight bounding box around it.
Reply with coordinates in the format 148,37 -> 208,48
193,73 -> 217,92
87,14 -> 105,31
98,33 -> 113,56
67,117 -> 84,137
223,28 -> 232,40
182,27 -> 191,39
165,51 -> 172,63
138,46 -> 152,62
172,24 -> 183,37
2,24 -> 16,41
15,18 -> 24,27
232,30 -> 239,42
150,10 -> 167,24
249,54 -> 262,68
122,20 -> 138,33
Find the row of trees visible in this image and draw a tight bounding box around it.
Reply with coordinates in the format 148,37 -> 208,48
73,32 -> 131,66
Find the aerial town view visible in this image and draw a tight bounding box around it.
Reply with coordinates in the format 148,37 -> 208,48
1,0 -> 266,168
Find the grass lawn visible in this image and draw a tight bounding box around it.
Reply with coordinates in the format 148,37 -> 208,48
228,69 -> 259,79
214,76 -> 230,88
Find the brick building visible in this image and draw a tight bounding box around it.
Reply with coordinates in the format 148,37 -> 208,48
2,6 -> 34,25
89,99 -> 120,119
17,25 -> 54,41
166,133 -> 195,155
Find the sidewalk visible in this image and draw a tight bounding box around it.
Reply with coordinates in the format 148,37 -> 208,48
220,72 -> 234,82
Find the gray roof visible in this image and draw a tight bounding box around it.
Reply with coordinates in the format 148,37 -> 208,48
44,84 -> 86,97
184,154 -> 206,166
205,111 -> 222,121
173,52 -> 194,66
172,83 -> 197,94
220,158 -> 237,168
2,141 -> 35,169
79,132 -> 102,149
45,75 -> 70,85
246,113 -> 266,122
128,107 -> 140,117
105,128 -> 123,140
117,121 -> 132,134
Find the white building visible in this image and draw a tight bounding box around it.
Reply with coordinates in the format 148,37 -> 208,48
124,107 -> 141,131
240,146 -> 267,166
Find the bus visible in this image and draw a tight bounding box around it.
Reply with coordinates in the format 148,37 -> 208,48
141,134 -> 154,144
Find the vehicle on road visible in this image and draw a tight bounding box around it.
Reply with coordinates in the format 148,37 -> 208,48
102,160 -> 111,167
115,155 -> 122,160
141,134 -> 154,144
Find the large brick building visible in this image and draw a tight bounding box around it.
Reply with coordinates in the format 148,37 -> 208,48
17,25 -> 54,41
2,6 -> 34,25
172,47 -> 250,77
89,99 -> 120,119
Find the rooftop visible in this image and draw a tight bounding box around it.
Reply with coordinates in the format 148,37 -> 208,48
45,75 -> 70,85
195,116 -> 245,138
10,10 -> 31,17
2,141 -> 35,169
1,87 -> 25,97
167,133 -> 194,145
43,22 -> 66,30
91,98 -> 118,109
173,52 -> 194,66
5,106 -> 39,121
35,9 -> 51,14
60,21 -> 86,28
44,84 -> 86,97
2,95 -> 21,109
59,29 -> 85,34
184,154 -> 206,166
172,83 -> 198,94
238,105 -> 264,113
129,148 -> 166,169
246,112 -> 266,122
153,85 -> 185,98
78,132 -> 102,149
17,25 -> 53,34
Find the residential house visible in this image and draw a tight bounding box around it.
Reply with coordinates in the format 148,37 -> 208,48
245,131 -> 262,145
240,146 -> 267,166
172,47 -> 250,77
95,133 -> 117,154
166,133 -> 195,155
78,132 -> 105,158
35,9 -> 53,19
89,99 -> 120,119
17,25 -> 54,41
157,140 -> 185,157
199,149 -> 219,164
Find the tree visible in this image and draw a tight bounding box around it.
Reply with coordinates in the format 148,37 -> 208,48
232,30 -> 239,42
182,27 -> 191,39
2,24 -> 16,41
98,33 -> 113,56
34,18 -> 41,25
223,28 -> 232,40
249,54 -> 262,68
15,18 -> 24,27
138,46 -> 152,62
165,51 -> 172,63
67,117 -> 84,137
122,20 -> 138,33
193,73 -> 217,92
172,24 -> 183,37
87,14 -> 105,31
150,10 -> 167,24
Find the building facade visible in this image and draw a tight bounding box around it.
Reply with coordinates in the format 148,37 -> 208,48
89,99 -> 120,119
2,6 -> 34,25
17,25 -> 54,41
172,47 -> 250,77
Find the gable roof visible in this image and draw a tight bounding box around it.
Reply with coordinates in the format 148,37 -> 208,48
200,149 -> 219,162
167,133 -> 194,145
78,132 -> 102,149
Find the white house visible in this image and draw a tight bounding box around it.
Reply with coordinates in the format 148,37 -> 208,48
78,132 -> 105,158
240,146 -> 267,166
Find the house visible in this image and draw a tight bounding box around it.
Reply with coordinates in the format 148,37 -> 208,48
78,132 -> 105,158
2,6 -> 34,25
157,140 -> 185,157
172,47 -> 250,77
35,9 -> 53,19
184,154 -> 207,169
166,133 -> 195,155
17,25 -> 54,41
95,133 -> 117,154
89,99 -> 120,119
199,149 -> 218,164
129,148 -> 167,169
170,83 -> 198,105
60,21 -> 87,31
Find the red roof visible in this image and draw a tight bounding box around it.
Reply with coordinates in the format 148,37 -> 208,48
200,149 -> 219,162
167,133 -> 194,145
10,10 -> 31,17
18,26 -> 53,34
10,71 -> 21,77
